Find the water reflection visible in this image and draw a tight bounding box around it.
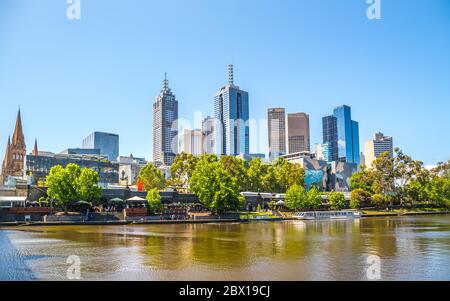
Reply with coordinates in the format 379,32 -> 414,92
1,215 -> 449,280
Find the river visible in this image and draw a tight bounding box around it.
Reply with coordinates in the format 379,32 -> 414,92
1,215 -> 449,281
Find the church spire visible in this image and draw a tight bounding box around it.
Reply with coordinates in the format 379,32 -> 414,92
32,138 -> 38,156
2,136 -> 11,172
12,108 -> 25,147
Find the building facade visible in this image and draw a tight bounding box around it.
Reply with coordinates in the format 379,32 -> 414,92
202,116 -> 216,154
364,132 -> 394,168
287,112 -> 310,154
214,65 -> 250,156
322,115 -> 338,162
82,132 -> 119,162
153,74 -> 179,166
180,129 -> 204,156
332,105 -> 360,165
26,152 -> 119,186
117,155 -> 147,186
268,108 -> 287,161
2,109 -> 26,179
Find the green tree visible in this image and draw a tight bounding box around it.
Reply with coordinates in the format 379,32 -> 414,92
137,163 -> 166,191
189,155 -> 243,213
350,188 -> 371,209
168,152 -> 199,192
219,156 -> 249,192
46,164 -> 81,213
350,166 -> 375,194
272,158 -> 305,193
247,158 -> 266,192
75,168 -> 102,205
371,194 -> 385,208
328,192 -> 346,210
285,184 -> 308,211
307,187 -> 323,210
146,189 -> 163,214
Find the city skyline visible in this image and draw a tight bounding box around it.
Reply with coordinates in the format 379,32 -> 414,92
1,0 -> 450,165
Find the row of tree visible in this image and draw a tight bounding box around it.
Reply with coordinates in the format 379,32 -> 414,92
137,153 -> 305,212
350,148 -> 450,208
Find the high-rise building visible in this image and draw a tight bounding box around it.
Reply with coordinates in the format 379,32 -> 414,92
153,73 -> 179,166
315,143 -> 333,163
322,115 -> 338,162
287,112 -> 310,154
364,132 -> 394,168
82,132 -> 119,162
202,116 -> 216,154
214,65 -> 249,156
180,129 -> 204,156
2,109 -> 26,178
332,105 -> 360,164
268,108 -> 286,161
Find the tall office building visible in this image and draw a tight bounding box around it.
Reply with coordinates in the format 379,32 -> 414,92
180,129 -> 203,156
332,105 -> 360,165
202,116 -> 216,154
82,132 -> 119,162
364,132 -> 394,168
322,115 -> 338,162
268,108 -> 286,161
214,65 -> 250,156
153,74 -> 179,166
287,112 -> 310,154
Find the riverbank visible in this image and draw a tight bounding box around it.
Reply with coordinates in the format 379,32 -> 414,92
0,210 -> 448,227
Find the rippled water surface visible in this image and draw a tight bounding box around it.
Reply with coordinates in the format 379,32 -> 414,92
1,215 -> 449,280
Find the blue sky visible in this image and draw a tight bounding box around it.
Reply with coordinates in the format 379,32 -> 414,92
0,0 -> 449,165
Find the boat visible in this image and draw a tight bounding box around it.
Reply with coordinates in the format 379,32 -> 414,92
293,210 -> 361,220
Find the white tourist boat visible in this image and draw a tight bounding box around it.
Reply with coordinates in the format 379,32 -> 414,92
293,210 -> 361,220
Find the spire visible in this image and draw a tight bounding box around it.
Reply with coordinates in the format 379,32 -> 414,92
12,108 -> 25,147
2,136 -> 11,171
228,64 -> 234,86
32,138 -> 38,156
162,72 -> 171,94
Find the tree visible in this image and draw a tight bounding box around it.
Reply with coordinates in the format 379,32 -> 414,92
285,184 -> 307,211
272,158 -> 305,193
146,189 -> 163,214
168,153 -> 199,193
220,156 -> 249,192
371,194 -> 385,208
189,155 -> 243,213
307,187 -> 323,210
350,188 -> 371,209
137,163 -> 166,191
328,192 -> 346,210
46,164 -> 81,213
350,166 -> 375,194
247,158 -> 266,192
75,168 -> 102,205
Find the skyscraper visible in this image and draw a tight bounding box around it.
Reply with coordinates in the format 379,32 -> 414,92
287,112 -> 310,154
322,115 -> 338,162
153,74 -> 178,166
332,105 -> 360,164
1,109 -> 26,178
364,132 -> 394,168
202,116 -> 216,154
82,132 -> 119,162
268,108 -> 286,161
214,65 -> 250,156
180,129 -> 203,156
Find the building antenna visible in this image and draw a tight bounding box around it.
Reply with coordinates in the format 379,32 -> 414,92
228,64 -> 234,86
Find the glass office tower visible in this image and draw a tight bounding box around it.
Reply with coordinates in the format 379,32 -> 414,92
82,132 -> 119,162
322,115 -> 338,162
332,105 -> 360,164
214,65 -> 250,156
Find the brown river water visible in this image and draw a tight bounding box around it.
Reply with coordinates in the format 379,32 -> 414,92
0,215 -> 449,281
